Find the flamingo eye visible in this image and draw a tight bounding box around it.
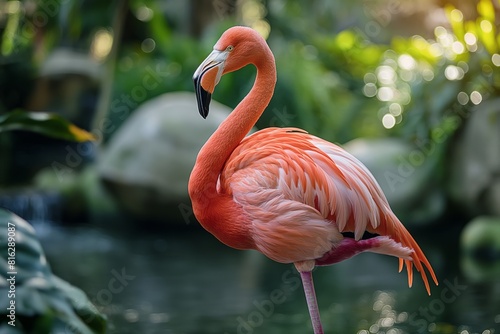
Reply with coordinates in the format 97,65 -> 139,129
226,45 -> 234,52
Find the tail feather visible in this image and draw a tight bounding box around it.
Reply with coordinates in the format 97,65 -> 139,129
377,213 -> 438,295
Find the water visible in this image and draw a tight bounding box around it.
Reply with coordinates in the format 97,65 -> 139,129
0,190 -> 62,223
34,222 -> 500,334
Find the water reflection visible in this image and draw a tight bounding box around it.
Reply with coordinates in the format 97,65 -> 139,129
34,223 -> 499,333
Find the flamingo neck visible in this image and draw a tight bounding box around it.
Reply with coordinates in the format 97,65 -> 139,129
189,47 -> 276,247
190,51 -> 276,201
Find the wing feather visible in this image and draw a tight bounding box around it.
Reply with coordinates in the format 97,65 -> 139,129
220,127 -> 437,293
221,127 -> 390,237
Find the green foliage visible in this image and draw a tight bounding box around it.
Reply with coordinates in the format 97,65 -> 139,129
366,0 -> 500,144
0,209 -> 106,333
105,1 -> 211,139
269,36 -> 382,141
280,29 -> 387,141
0,111 -> 95,142
336,0 -> 500,191
3,0 -> 499,151
101,1 -> 391,143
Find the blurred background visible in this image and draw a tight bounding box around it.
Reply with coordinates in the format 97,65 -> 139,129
0,0 -> 499,333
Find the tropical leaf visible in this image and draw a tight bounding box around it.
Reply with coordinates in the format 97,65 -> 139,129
0,110 -> 95,142
0,209 -> 106,333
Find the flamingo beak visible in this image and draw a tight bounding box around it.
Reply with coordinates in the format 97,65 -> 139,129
193,49 -> 228,119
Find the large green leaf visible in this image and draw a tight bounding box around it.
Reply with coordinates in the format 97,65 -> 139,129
0,111 -> 95,142
0,209 -> 106,333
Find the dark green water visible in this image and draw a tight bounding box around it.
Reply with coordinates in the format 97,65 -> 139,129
35,222 -> 499,334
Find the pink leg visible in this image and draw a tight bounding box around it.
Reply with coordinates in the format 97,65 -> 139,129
299,271 -> 324,334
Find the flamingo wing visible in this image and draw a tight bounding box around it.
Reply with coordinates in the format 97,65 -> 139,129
220,127 -> 437,293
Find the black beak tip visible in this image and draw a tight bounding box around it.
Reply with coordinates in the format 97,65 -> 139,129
194,75 -> 211,119
197,89 -> 211,119
200,106 -> 209,119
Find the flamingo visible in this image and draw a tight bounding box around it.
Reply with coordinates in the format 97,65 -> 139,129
189,26 -> 438,334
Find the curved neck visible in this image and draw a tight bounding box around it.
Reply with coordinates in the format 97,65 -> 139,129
189,49 -> 276,204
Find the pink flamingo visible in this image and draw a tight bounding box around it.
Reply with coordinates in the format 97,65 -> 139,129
189,26 -> 438,334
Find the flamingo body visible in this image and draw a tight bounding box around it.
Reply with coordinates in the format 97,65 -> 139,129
189,26 -> 438,333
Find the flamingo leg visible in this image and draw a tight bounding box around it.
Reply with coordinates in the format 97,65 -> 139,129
299,271 -> 324,334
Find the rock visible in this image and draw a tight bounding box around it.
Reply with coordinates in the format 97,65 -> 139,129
448,98 -> 500,216
343,137 -> 445,226
30,47 -> 102,128
460,216 -> 500,282
39,48 -> 102,81
98,92 -> 245,224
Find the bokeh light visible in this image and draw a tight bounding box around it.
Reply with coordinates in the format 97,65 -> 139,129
397,54 -> 417,71
377,87 -> 394,101
422,68 -> 435,81
364,72 -> 377,84
444,65 -> 464,80
464,32 -> 478,52
241,0 -> 270,39
457,91 -> 469,105
480,20 -> 493,33
135,6 -> 153,21
452,41 -> 465,54
470,91 -> 482,105
377,66 -> 396,85
450,9 -> 463,21
492,54 -> 500,66
363,83 -> 377,97
382,113 -> 396,129
91,29 -> 113,61
141,38 -> 156,53
389,103 -> 402,116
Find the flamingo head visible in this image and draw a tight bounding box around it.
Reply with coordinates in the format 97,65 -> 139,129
193,26 -> 271,118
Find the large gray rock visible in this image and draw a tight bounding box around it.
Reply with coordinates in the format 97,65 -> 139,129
448,98 -> 500,216
98,92 -> 239,223
344,137 -> 445,226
